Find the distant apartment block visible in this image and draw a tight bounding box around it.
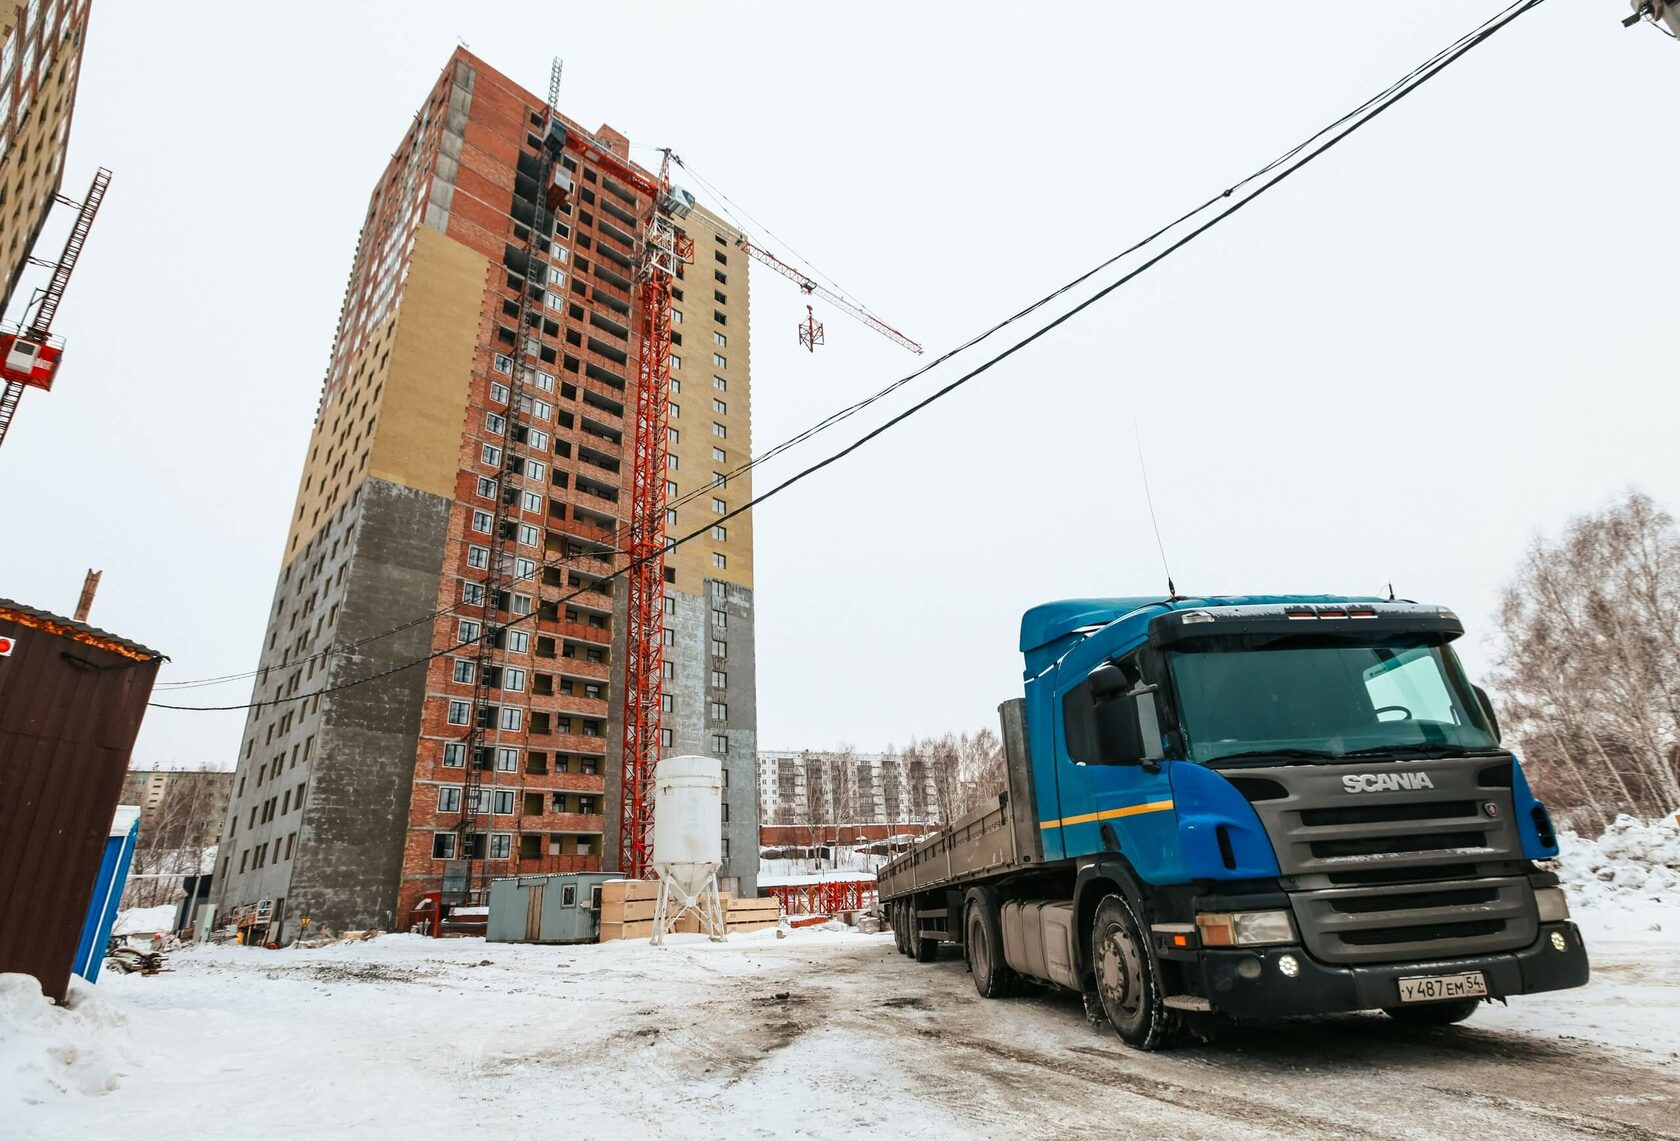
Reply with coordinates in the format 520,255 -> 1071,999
213,49 -> 758,943
757,750 -> 941,828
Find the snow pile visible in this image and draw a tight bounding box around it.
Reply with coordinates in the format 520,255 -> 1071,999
0,975 -> 134,1106
1556,812 -> 1680,912
111,905 -> 176,935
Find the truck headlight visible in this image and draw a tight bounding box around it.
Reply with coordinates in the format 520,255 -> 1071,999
1196,909 -> 1297,947
1535,886 -> 1571,923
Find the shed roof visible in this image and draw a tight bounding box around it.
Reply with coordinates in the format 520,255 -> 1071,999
0,598 -> 165,661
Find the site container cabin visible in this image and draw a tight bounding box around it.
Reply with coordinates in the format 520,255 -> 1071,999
0,599 -> 164,1002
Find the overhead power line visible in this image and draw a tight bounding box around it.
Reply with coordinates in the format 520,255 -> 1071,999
151,0 -> 1547,713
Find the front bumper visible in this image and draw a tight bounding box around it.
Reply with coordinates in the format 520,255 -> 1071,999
1191,921 -> 1589,1018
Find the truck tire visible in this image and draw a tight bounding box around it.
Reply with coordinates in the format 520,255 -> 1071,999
894,902 -> 912,956
964,888 -> 1018,999
1382,999 -> 1480,1027
1091,893 -> 1184,1051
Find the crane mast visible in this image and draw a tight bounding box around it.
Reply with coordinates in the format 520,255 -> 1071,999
621,149 -> 693,879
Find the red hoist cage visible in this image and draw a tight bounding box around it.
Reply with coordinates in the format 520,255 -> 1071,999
0,168 -> 112,450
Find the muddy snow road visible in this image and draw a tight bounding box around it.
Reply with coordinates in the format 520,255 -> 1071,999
8,914 -> 1677,1140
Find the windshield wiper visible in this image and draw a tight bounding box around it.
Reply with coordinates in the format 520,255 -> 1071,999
1205,748 -> 1341,765
1340,743 -> 1503,759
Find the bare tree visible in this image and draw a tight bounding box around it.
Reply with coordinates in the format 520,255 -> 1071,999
122,767 -> 225,911
1492,491 -> 1680,832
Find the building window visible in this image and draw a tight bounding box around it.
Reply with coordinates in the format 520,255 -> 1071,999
721,801 -> 730,823
515,557 -> 537,581
663,628 -> 676,647
669,402 -> 680,419
498,747 -> 518,771
464,582 -> 485,604
714,375 -> 726,391
452,659 -> 476,684
511,594 -> 532,615
443,743 -> 466,768
712,398 -> 727,414
722,838 -> 730,861
534,371 -> 556,392
501,707 -> 523,731
486,412 -> 506,434
447,700 -> 471,725
663,661 -> 675,681
669,354 -> 681,371
671,308 -> 683,324
666,507 -> 678,526
503,668 -> 526,692
476,476 -> 497,498
494,353 -> 513,373
712,733 -> 728,753
712,447 -> 726,462
711,422 -> 727,439
668,426 -> 679,445
433,833 -> 457,859
712,498 -> 727,514
712,610 -> 727,629
713,553 -> 727,569
660,728 -> 673,748
481,445 -> 502,468
711,702 -> 728,720
490,382 -> 510,404
661,693 -> 674,712
669,377 -> 681,394
507,630 -> 530,653
493,790 -> 515,814
518,524 -> 540,546
439,786 -> 462,813
713,332 -> 727,348
528,429 -> 549,450
667,479 -> 679,497
663,595 -> 677,615
712,670 -> 727,688
711,524 -> 727,541
489,833 -> 512,859
712,354 -> 727,369
467,545 -> 489,569
526,461 -> 546,481
713,639 -> 727,658
472,510 -> 493,534
667,453 -> 680,470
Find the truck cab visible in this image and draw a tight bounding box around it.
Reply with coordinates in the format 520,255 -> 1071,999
878,595 -> 1589,1049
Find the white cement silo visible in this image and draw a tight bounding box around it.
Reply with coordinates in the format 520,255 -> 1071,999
650,754 -> 726,944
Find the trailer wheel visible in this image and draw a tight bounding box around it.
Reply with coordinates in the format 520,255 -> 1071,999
893,902 -> 912,956
1091,893 -> 1184,1051
1382,999 -> 1480,1027
964,889 -> 1017,999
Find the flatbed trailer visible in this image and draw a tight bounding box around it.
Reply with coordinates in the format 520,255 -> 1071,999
876,596 -> 1590,1050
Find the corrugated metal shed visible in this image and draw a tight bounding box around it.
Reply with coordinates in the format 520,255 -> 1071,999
0,599 -> 164,1001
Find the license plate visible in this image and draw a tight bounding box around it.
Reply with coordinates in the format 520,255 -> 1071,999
1397,972 -> 1488,1003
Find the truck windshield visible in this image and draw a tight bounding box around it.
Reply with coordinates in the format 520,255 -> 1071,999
1166,636 -> 1499,765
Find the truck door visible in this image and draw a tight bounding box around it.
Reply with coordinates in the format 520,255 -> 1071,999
1050,653 -> 1177,875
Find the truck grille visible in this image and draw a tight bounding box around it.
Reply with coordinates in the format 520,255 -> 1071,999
1289,876 -> 1535,963
1234,757 -> 1536,963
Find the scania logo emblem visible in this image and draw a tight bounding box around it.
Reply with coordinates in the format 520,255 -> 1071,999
1341,771 -> 1436,793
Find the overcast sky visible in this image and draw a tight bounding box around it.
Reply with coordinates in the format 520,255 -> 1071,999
4,2 -> 1675,770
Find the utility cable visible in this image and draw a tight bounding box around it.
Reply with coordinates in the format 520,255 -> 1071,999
151,0 -> 1546,712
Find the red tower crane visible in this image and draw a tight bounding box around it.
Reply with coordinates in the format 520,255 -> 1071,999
0,167 -> 113,450
735,238 -> 922,355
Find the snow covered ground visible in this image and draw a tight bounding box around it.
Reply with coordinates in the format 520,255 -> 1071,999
5,817 -> 1677,1140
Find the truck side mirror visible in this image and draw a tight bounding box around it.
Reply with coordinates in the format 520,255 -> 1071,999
1472,684 -> 1502,744
1093,684 -> 1165,766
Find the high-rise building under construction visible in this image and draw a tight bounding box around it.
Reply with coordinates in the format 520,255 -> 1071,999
213,49 -> 758,941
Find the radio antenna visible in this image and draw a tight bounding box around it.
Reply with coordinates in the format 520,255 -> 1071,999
1134,422 -> 1176,598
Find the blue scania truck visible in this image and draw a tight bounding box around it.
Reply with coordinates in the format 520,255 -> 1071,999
876,596 -> 1589,1049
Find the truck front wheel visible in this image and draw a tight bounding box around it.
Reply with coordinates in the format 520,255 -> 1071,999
1091,893 -> 1184,1051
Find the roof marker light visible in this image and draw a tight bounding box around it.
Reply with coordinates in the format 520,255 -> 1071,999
1180,611 -> 1215,625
